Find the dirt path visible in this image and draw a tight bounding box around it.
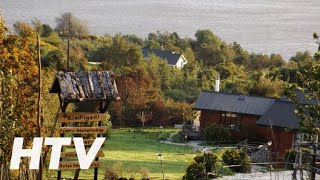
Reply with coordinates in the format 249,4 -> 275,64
160,132 -> 215,152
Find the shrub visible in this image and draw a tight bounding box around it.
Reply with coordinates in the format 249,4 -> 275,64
222,149 -> 251,173
127,166 -> 138,179
157,131 -> 170,140
183,162 -> 204,180
205,124 -> 231,142
104,163 -> 124,180
194,152 -> 217,173
139,167 -> 150,179
103,120 -> 112,139
183,153 -> 217,179
171,131 -> 185,143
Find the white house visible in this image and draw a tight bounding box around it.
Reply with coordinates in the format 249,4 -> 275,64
142,48 -> 188,68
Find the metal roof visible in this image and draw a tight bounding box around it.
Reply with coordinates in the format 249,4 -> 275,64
193,91 -> 276,116
294,90 -> 318,105
142,48 -> 184,66
50,71 -> 120,102
257,100 -> 300,130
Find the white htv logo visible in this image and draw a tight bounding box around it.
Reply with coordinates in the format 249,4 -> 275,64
10,137 -> 105,169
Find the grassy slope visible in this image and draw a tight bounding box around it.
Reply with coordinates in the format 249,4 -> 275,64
61,128 -> 197,180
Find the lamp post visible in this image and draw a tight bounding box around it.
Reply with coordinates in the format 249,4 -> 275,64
267,141 -> 272,179
202,146 -> 207,178
158,153 -> 164,180
184,135 -> 188,155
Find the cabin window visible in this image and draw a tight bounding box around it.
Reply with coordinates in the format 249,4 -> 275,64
220,113 -> 241,131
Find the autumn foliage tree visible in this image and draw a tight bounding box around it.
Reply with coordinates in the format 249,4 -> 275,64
0,16 -> 40,179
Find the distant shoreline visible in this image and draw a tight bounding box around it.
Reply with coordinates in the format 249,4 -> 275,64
1,0 -> 320,59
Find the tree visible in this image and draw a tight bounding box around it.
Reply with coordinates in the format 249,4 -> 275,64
0,16 -> 40,179
93,34 -> 142,70
193,29 -> 235,65
288,33 -> 320,135
55,12 -> 89,37
232,42 -> 250,66
249,71 -> 285,97
45,49 -> 66,70
31,17 -> 43,35
41,24 -> 54,37
13,21 -> 32,37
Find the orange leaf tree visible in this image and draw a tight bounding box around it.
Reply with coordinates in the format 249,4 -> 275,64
0,17 -> 40,179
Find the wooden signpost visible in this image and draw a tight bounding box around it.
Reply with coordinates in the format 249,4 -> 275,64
59,161 -> 103,170
59,126 -> 107,134
66,139 -> 96,147
50,71 -> 120,180
58,112 -> 107,123
57,112 -> 108,180
60,150 -> 105,158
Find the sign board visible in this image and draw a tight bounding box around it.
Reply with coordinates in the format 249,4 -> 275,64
59,161 -> 103,170
59,127 -> 107,134
58,112 -> 107,123
65,139 -> 95,147
61,150 -> 105,158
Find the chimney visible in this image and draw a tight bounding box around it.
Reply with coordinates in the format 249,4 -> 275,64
215,75 -> 220,92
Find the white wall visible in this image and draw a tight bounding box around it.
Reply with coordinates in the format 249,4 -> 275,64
176,56 -> 187,68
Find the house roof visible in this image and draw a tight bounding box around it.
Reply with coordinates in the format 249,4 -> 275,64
50,71 -> 120,102
294,90 -> 318,105
193,91 -> 276,116
142,48 -> 185,66
257,100 -> 300,130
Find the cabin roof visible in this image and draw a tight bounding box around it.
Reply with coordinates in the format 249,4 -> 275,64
193,91 -> 276,116
257,100 -> 300,130
50,71 -> 120,102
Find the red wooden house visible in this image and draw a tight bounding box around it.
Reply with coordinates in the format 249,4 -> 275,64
193,91 -> 303,158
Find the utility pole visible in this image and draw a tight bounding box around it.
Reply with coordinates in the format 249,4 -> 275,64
67,12 -> 71,71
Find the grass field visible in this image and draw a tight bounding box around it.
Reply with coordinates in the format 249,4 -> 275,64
58,128 -> 198,180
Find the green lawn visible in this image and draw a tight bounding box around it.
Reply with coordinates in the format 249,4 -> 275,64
58,128 -> 197,180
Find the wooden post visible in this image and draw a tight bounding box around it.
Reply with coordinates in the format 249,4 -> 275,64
36,35 -> 43,180
94,102 -> 104,180
57,98 -> 68,180
36,35 -> 42,137
312,144 -> 317,180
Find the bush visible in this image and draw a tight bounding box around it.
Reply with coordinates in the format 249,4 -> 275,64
104,163 -> 124,180
205,124 -> 231,142
102,120 -> 112,139
183,162 -> 204,180
194,152 -> 217,173
183,153 -> 217,179
139,167 -> 150,179
157,131 -> 170,141
171,131 -> 185,143
222,149 -> 251,173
